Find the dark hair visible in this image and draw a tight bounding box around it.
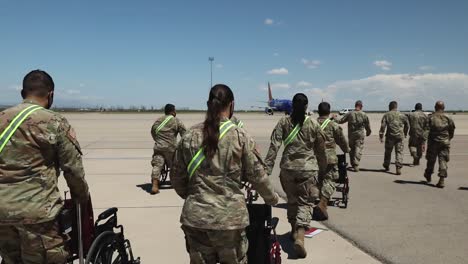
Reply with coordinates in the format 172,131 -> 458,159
22,70 -> 54,98
291,93 -> 308,126
203,84 -> 234,159
355,100 -> 363,107
318,102 -> 331,116
165,104 -> 175,115
389,101 -> 398,110
415,103 -> 422,110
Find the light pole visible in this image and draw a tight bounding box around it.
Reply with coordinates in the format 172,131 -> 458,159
209,57 -> 214,88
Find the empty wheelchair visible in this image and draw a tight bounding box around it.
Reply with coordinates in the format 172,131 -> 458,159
63,195 -> 140,264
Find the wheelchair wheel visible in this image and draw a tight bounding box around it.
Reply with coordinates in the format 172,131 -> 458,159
159,163 -> 169,186
85,231 -> 129,264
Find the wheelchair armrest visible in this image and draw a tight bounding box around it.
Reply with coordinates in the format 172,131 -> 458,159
97,207 -> 118,221
270,217 -> 279,230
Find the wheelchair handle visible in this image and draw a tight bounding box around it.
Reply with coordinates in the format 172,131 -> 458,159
97,207 -> 118,221
270,217 -> 279,230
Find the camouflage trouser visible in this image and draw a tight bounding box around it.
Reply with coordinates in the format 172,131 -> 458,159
349,134 -> 365,167
425,141 -> 450,178
0,220 -> 68,264
181,225 -> 248,264
280,169 -> 319,228
319,164 -> 338,200
409,136 -> 425,159
151,150 -> 174,180
384,137 -> 404,168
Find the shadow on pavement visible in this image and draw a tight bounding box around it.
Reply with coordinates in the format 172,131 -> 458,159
394,180 -> 433,187
458,187 -> 468,191
358,168 -> 388,173
277,232 -> 297,259
273,203 -> 288,210
136,182 -> 173,194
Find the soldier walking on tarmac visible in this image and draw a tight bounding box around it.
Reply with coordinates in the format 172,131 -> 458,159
337,100 -> 371,172
150,104 -> 186,194
379,101 -> 409,175
424,101 -> 455,188
0,70 -> 89,264
407,103 -> 429,166
315,102 -> 350,221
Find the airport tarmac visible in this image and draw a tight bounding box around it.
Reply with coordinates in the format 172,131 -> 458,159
6,112 -> 466,264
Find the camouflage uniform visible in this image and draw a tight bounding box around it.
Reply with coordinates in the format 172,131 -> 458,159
425,112 -> 455,178
230,116 -> 244,128
0,100 -> 89,264
317,117 -> 350,200
171,118 -> 277,264
150,115 -> 186,180
407,110 -> 429,161
265,116 -> 326,228
379,110 -> 409,169
338,111 -> 371,168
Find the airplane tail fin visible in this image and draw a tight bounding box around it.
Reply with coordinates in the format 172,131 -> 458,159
268,82 -> 273,102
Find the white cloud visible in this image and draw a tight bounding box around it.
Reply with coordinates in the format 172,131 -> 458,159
216,64 -> 223,69
8,85 -> 22,91
79,83 -> 85,88
66,89 -> 81,95
267,67 -> 289,75
374,60 -> 392,71
303,73 -> 468,110
296,81 -> 313,87
419,65 -> 435,71
259,83 -> 291,91
301,58 -> 321,69
264,18 -> 274,25
273,52 -> 279,56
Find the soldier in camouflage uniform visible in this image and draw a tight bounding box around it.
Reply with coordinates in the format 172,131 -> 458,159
172,85 -> 278,264
407,103 -> 429,166
265,93 -> 326,258
379,101 -> 409,175
424,101 -> 455,188
338,100 -> 371,172
0,70 -> 89,264
314,102 -> 350,221
150,104 -> 186,194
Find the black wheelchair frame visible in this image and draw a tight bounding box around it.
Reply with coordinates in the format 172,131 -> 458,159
159,162 -> 170,187
331,154 -> 350,208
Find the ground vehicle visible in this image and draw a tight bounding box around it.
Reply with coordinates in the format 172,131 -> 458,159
330,154 -> 350,208
339,108 -> 354,115
243,183 -> 281,264
64,195 -> 140,264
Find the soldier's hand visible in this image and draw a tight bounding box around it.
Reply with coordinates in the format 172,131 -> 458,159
379,137 -> 384,143
267,193 -> 280,206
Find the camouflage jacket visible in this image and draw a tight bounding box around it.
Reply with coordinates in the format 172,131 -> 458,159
427,111 -> 455,146
407,110 -> 429,140
338,110 -> 372,138
317,117 -> 350,165
171,118 -> 277,230
379,110 -> 409,140
0,100 -> 88,225
151,115 -> 186,153
264,116 -> 326,174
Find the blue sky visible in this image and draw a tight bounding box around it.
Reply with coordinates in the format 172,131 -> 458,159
1,0 -> 467,110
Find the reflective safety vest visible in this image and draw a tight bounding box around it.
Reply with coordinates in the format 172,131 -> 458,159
284,116 -> 310,146
187,120 -> 236,179
155,115 -> 174,135
320,118 -> 332,130
237,120 -> 244,128
0,105 -> 43,154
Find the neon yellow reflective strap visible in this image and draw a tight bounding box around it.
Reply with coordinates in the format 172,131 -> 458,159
237,121 -> 244,128
187,120 -> 235,179
155,116 -> 174,134
0,105 -> 43,154
284,116 -> 310,146
320,118 -> 332,130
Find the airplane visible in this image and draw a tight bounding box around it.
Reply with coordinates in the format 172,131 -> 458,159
264,82 -> 293,115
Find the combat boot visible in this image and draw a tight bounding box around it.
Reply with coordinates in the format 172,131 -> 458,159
436,178 -> 445,188
396,167 -> 402,175
290,223 -> 297,241
294,227 -> 307,258
353,165 -> 360,172
424,172 -> 432,183
312,197 -> 329,221
383,164 -> 389,172
151,179 -> 160,194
